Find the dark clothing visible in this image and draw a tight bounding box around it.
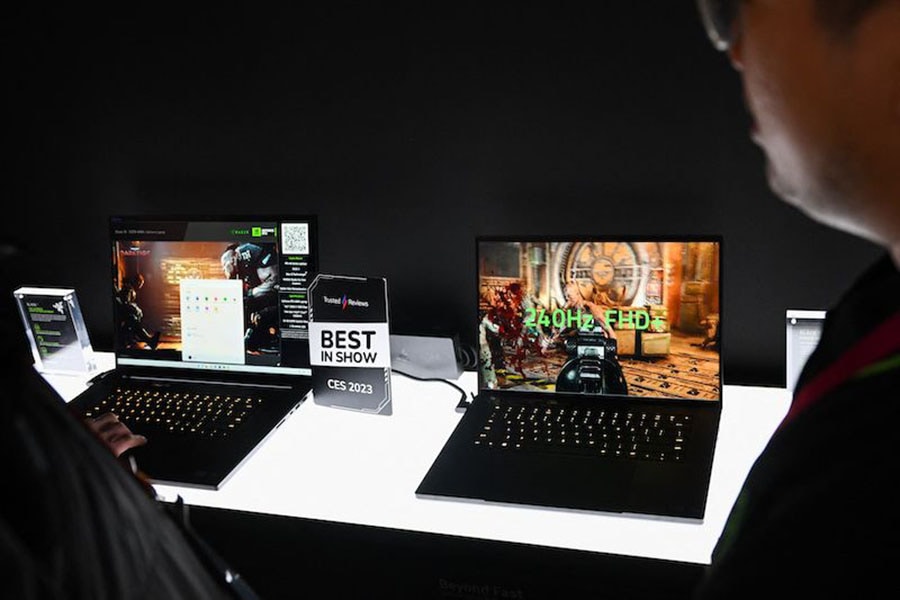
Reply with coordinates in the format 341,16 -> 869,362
0,300 -> 237,598
696,255 -> 900,598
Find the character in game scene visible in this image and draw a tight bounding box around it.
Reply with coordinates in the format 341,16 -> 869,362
479,287 -> 508,372
695,314 -> 720,351
484,283 -> 547,380
221,242 -> 279,352
522,293 -> 555,345
479,309 -> 501,388
546,281 -> 618,347
114,274 -> 160,350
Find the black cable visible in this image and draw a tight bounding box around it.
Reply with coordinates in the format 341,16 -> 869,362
390,368 -> 472,411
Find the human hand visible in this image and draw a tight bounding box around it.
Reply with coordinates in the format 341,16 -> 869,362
86,412 -> 148,458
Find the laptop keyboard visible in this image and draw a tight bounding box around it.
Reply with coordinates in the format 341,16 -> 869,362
474,398 -> 691,462
83,386 -> 262,438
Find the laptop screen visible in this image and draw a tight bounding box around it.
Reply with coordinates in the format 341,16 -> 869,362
477,238 -> 722,401
110,216 -> 316,376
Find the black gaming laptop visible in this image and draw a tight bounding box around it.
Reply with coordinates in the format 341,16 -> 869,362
69,215 -> 317,489
417,237 -> 723,519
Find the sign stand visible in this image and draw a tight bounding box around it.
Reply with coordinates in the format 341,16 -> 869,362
308,274 -> 392,415
14,286 -> 97,375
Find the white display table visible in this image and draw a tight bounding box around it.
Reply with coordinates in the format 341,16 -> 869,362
43,353 -> 789,565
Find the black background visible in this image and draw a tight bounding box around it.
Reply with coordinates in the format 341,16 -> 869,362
2,4 -> 880,385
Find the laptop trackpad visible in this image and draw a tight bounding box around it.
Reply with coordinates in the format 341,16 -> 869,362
489,453 -> 637,514
626,462 -> 704,519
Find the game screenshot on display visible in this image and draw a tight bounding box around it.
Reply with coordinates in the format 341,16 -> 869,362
478,240 -> 721,400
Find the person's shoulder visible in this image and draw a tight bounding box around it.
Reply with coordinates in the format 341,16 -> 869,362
698,416 -> 898,599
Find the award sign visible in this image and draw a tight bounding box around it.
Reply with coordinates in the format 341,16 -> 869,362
308,274 -> 392,415
14,287 -> 96,375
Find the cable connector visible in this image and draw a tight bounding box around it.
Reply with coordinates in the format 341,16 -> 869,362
391,368 -> 470,412
455,392 -> 475,413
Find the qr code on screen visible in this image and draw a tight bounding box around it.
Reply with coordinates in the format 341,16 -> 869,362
281,222 -> 309,255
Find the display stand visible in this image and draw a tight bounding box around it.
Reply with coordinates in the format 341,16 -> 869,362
14,286 -> 96,375
308,274 -> 392,414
